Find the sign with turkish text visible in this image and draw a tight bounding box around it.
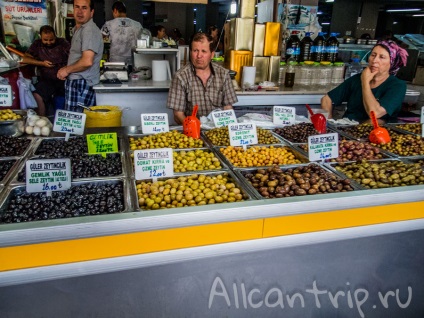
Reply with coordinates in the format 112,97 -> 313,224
25,158 -> 71,193
134,148 -> 173,180
308,133 -> 339,161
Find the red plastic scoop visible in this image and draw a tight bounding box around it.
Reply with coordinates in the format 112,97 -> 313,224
183,104 -> 201,139
306,104 -> 327,134
369,110 -> 391,144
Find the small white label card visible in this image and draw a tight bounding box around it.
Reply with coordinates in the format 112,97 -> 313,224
308,133 -> 339,161
134,148 -> 174,180
228,123 -> 258,147
53,109 -> 86,141
421,106 -> 424,123
211,109 -> 237,127
26,158 -> 71,193
273,106 -> 296,126
141,113 -> 169,134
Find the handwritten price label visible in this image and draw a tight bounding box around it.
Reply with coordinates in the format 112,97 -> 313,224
308,133 -> 339,161
211,109 -> 237,127
134,148 -> 174,180
421,106 -> 424,124
141,113 -> 169,134
273,106 -> 296,126
228,123 -> 258,147
53,110 -> 86,135
26,158 -> 71,193
86,133 -> 118,156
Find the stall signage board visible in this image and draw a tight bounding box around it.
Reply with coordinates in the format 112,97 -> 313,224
26,158 -> 71,193
0,85 -> 13,106
228,123 -> 258,147
273,106 -> 296,126
134,148 -> 173,180
211,110 -> 237,127
308,133 -> 339,161
141,113 -> 169,134
86,133 -> 118,155
53,110 -> 86,135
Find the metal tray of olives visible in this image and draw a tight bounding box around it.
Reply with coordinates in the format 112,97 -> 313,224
272,124 -> 338,145
0,135 -> 35,159
0,178 -> 132,224
128,147 -> 229,178
234,163 -> 361,200
385,123 -> 422,136
133,170 -> 256,211
128,131 -> 206,150
216,144 -> 309,169
324,158 -> 424,189
0,158 -> 21,186
331,124 -> 402,142
9,152 -> 127,185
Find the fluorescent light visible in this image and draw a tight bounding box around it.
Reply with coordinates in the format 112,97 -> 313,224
325,0 -> 334,2
393,21 -> 398,24
322,22 -> 330,25
386,8 -> 421,12
230,0 -> 237,14
413,14 -> 424,16
317,11 -> 323,15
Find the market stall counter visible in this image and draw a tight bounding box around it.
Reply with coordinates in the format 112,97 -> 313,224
0,125 -> 424,317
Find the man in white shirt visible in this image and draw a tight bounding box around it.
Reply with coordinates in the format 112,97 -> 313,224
101,1 -> 142,65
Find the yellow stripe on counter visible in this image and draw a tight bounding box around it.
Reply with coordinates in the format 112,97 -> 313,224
263,201 -> 424,238
0,219 -> 263,272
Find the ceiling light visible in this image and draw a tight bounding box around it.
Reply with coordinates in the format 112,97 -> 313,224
393,21 -> 398,24
413,14 -> 424,17
386,8 -> 421,12
317,11 -> 323,15
230,0 -> 237,14
322,22 -> 330,25
325,0 -> 334,2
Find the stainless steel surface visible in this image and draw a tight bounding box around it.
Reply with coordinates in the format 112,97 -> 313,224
0,110 -> 26,137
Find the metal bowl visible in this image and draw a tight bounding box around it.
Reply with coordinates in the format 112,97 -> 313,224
0,110 -> 26,137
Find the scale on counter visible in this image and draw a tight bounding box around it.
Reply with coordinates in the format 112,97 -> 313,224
100,62 -> 129,82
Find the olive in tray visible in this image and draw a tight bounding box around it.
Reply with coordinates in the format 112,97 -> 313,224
0,136 -> 31,157
0,181 -> 125,224
337,123 -> 399,140
371,134 -> 424,157
129,131 -> 203,150
240,164 -> 354,199
273,123 -> 328,143
205,126 -> 280,146
394,123 -> 422,135
0,160 -> 16,183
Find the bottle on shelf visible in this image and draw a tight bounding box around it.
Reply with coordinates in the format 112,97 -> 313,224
324,32 -> 340,63
278,62 -> 287,86
284,56 -> 297,88
319,61 -> 333,87
285,31 -> 301,63
294,62 -> 302,86
311,32 -> 326,62
331,62 -> 345,88
310,62 -> 321,88
300,32 -> 314,62
299,60 -> 314,87
345,58 -> 362,79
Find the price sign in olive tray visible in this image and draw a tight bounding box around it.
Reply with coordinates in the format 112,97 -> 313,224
421,105 -> 424,124
273,106 -> 296,126
307,133 -> 339,162
211,109 -> 237,128
134,148 -> 174,180
26,158 -> 71,193
86,133 -> 119,157
53,109 -> 86,136
228,123 -> 258,147
141,113 -> 169,134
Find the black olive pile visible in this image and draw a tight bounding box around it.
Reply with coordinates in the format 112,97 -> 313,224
0,182 -> 125,223
241,164 -> 354,198
17,153 -> 122,181
273,123 -> 326,143
338,124 -> 399,140
0,136 -> 31,157
0,160 -> 16,182
35,137 -> 88,156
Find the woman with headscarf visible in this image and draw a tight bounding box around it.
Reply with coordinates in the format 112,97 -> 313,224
321,40 -> 408,122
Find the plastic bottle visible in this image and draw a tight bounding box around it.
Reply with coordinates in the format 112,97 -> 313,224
284,57 -> 296,88
285,31 -> 301,63
310,62 -> 321,88
300,32 -> 314,62
331,62 -> 345,88
311,32 -> 326,62
299,61 -> 314,87
278,62 -> 286,86
325,32 -> 340,63
345,58 -> 362,79
294,62 -> 302,86
319,61 -> 333,87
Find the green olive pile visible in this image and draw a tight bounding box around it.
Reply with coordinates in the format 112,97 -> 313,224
205,126 -> 280,146
129,131 -> 203,150
273,123 -> 325,143
299,139 -> 385,162
339,124 -> 398,140
334,159 -> 424,189
241,164 -> 354,198
395,123 -> 422,135
372,134 -> 424,156
136,173 -> 247,210
173,149 -> 222,172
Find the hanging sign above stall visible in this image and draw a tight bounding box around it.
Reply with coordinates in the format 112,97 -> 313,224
308,133 -> 339,161
141,113 -> 169,134
273,106 -> 296,126
134,148 -> 173,180
25,158 -> 71,194
211,109 -> 237,128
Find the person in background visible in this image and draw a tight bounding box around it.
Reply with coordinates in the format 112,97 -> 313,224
152,25 -> 167,41
167,32 -> 237,125
172,28 -> 185,45
57,0 -> 103,112
101,1 -> 142,64
21,25 -> 70,116
207,25 -> 223,54
321,40 -> 408,122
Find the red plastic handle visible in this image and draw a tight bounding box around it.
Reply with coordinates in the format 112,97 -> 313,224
305,104 -> 314,117
370,111 -> 379,129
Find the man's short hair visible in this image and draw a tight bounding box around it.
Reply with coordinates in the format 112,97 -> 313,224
189,32 -> 214,52
112,1 -> 126,13
39,25 -> 56,36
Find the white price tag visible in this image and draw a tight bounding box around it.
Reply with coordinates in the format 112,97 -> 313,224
26,158 -> 71,193
422,124 -> 424,138
53,110 -> 86,135
228,123 -> 258,147
0,84 -> 13,106
211,109 -> 237,127
134,148 -> 174,180
421,106 -> 424,124
307,133 -> 339,161
141,113 -> 169,134
273,106 -> 296,126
